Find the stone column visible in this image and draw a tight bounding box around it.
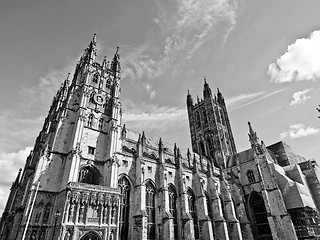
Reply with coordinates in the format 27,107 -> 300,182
176,147 -> 195,240
220,176 -> 242,240
192,156 -> 214,240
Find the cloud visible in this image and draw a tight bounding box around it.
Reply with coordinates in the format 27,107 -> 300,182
122,102 -> 187,133
0,60 -> 76,153
268,30 -> 320,83
227,89 -> 285,111
289,88 -> 313,106
0,147 -> 33,214
280,123 -> 320,139
145,83 -> 156,101
122,0 -> 238,80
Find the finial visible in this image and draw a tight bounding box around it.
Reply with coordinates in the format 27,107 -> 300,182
116,46 -> 119,54
187,89 -> 190,95
204,76 -> 207,83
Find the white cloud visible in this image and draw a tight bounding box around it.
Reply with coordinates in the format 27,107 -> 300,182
227,89 -> 285,111
290,88 -> 313,106
145,83 -> 156,101
0,147 -> 33,214
280,123 -> 320,139
122,0 -> 238,80
268,30 -> 320,83
122,102 -> 187,133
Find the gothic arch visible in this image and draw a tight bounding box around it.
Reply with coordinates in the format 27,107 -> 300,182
168,184 -> 179,239
79,231 -> 101,240
199,141 -> 206,156
248,191 -> 271,238
118,175 -> 131,240
246,170 -> 256,183
195,111 -> 201,128
78,165 -> 100,185
187,188 -> 199,239
145,180 -> 156,240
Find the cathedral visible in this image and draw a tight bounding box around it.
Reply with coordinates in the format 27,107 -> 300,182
1,35 -> 320,240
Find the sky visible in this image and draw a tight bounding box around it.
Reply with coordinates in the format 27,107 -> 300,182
1,0 -> 320,213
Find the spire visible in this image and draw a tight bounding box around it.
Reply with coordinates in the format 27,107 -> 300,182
111,47 -> 120,74
203,77 -> 212,99
217,87 -> 224,104
158,137 -> 163,151
187,89 -> 193,107
248,122 -> 259,146
84,33 -> 97,64
14,168 -> 22,185
102,56 -> 107,69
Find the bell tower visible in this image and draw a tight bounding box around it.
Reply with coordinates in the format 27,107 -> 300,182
187,78 -> 236,167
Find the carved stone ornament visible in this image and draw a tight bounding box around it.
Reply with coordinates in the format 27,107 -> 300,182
73,142 -> 82,156
94,93 -> 106,105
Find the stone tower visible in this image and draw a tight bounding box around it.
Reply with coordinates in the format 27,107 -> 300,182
0,35 -> 123,240
187,79 -> 236,167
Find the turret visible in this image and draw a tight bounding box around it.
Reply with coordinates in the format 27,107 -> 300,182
203,78 -> 212,99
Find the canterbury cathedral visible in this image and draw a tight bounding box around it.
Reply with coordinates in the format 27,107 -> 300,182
1,35 -> 320,240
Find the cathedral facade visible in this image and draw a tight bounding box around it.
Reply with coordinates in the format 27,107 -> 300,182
1,35 -> 320,240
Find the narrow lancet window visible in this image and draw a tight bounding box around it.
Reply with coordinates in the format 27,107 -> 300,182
118,177 -> 131,240
146,181 -> 156,240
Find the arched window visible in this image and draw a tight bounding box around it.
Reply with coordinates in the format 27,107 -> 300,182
187,189 -> 199,239
199,141 -> 206,156
247,170 -> 256,183
203,108 -> 208,124
43,203 -> 51,224
87,114 -> 94,128
249,192 -> 271,237
98,118 -> 103,131
78,167 -> 99,185
118,177 -> 131,240
89,93 -> 95,103
80,231 -> 101,240
92,73 -> 99,83
207,139 -> 214,157
146,181 -> 156,240
196,111 -> 201,128
106,78 -> 112,88
169,186 -> 178,239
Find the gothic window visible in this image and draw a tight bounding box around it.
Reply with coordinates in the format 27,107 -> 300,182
98,118 -> 103,131
249,192 -> 271,236
247,170 -> 256,183
106,78 -> 112,88
80,231 -> 100,240
78,167 -> 99,185
187,189 -> 199,239
89,93 -> 95,103
146,181 -> 156,240
196,111 -> 201,128
199,141 -> 206,156
207,139 -> 214,157
35,207 -> 42,224
87,114 -> 94,128
168,186 -> 178,239
203,108 -> 208,124
43,203 -> 51,224
88,146 -> 95,155
118,177 -> 131,240
92,73 -> 99,83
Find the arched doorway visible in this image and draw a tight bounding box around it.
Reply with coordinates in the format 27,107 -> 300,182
80,231 -> 101,240
249,192 -> 272,239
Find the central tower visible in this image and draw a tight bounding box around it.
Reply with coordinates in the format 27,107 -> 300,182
187,79 -> 236,167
